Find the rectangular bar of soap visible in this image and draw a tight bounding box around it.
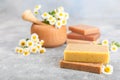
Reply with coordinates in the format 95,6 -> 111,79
69,24 -> 100,35
64,43 -> 109,64
67,32 -> 100,41
67,39 -> 98,44
60,60 -> 102,74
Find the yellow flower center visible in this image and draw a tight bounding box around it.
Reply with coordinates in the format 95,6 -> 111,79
35,5 -> 39,8
49,17 -> 52,20
19,49 -> 23,53
24,51 -> 29,56
32,48 -> 36,52
16,49 -> 19,52
21,42 -> 25,46
104,67 -> 111,73
37,46 -> 40,48
44,13 -> 47,16
104,41 -> 108,44
33,36 -> 36,39
58,22 -> 61,26
40,49 -> 45,53
29,42 -> 32,46
34,11 -> 38,14
62,20 -> 65,24
59,13 -> 63,16
112,47 -> 116,50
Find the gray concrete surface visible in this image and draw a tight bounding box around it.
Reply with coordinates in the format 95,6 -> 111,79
1,0 -> 120,80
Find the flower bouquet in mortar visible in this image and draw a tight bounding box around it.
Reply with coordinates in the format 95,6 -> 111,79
22,5 -> 69,47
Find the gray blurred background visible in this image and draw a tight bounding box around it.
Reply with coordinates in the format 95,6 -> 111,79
0,0 -> 120,80
1,0 -> 120,25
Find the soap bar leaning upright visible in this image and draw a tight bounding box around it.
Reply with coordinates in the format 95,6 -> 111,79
60,60 -> 103,74
64,43 -> 109,64
69,24 -> 100,35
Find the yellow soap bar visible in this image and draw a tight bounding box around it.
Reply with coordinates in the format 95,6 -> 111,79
64,43 -> 109,64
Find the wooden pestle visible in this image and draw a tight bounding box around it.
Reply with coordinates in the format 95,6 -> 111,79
22,9 -> 43,25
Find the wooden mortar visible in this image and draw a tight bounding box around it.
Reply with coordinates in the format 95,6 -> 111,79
31,23 -> 67,48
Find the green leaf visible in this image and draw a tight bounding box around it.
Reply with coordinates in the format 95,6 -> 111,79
48,11 -> 56,17
114,42 -> 120,47
42,19 -> 50,25
26,38 -> 29,41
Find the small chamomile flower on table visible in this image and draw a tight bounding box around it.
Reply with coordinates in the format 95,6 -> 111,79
37,44 -> 42,49
15,33 -> 46,56
15,47 -> 20,53
110,45 -> 118,52
30,46 -> 38,53
102,39 -> 109,46
23,48 -> 30,56
19,48 -> 24,54
19,39 -> 27,47
31,33 -> 39,41
27,40 -> 34,47
102,64 -> 113,75
39,47 -> 46,54
39,40 -> 44,46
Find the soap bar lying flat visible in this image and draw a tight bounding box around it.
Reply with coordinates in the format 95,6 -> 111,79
64,43 -> 109,64
69,24 -> 100,35
60,60 -> 102,74
67,39 -> 98,44
67,32 -> 100,41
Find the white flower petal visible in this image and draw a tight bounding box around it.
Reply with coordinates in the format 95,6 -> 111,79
111,45 -> 118,52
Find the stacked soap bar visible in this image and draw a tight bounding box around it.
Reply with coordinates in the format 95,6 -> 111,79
60,60 -> 103,74
60,43 -> 109,74
67,39 -> 97,44
64,43 -> 109,64
67,24 -> 100,41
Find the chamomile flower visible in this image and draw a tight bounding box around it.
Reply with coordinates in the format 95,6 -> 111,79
39,40 -> 44,46
47,15 -> 54,22
31,33 -> 39,42
64,12 -> 69,19
111,45 -> 118,52
61,19 -> 67,25
15,47 -> 20,53
55,11 -> 65,19
39,47 -> 46,54
102,40 -> 109,46
33,9 -> 39,15
19,48 -> 24,54
23,48 -> 30,56
55,20 -> 62,29
57,6 -> 64,12
35,5 -> 41,10
49,18 -> 56,25
54,9 -> 57,13
41,12 -> 50,19
27,40 -> 34,47
37,44 -> 42,49
19,39 -> 27,47
30,46 -> 38,53
102,65 -> 113,75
